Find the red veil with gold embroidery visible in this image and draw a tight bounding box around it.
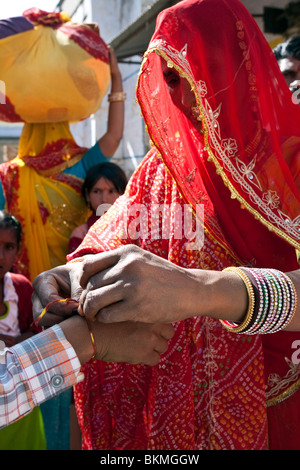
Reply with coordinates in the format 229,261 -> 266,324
70,0 -> 300,450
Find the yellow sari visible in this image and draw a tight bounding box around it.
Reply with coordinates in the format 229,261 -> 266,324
0,9 -> 110,280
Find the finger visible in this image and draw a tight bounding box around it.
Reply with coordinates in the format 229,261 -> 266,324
80,249 -> 124,288
32,291 -> 67,326
153,339 -> 169,355
159,324 -> 175,340
142,351 -> 161,367
32,292 -> 45,321
153,325 -> 175,352
80,283 -> 125,321
83,265 -> 120,292
95,300 -> 138,324
34,304 -> 77,327
32,267 -> 71,307
34,312 -> 66,327
32,291 -> 78,315
69,268 -> 84,300
32,292 -> 78,326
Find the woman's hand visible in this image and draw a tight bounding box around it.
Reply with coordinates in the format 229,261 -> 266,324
78,245 -> 202,324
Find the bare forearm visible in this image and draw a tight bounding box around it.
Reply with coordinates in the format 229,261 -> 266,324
187,267 -> 300,331
99,47 -> 125,156
178,268 -> 248,323
79,247 -> 249,325
106,70 -> 124,144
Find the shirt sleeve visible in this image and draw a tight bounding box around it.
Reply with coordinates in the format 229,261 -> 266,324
0,324 -> 83,429
0,180 -> 6,210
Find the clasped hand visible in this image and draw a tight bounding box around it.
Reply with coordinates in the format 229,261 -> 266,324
32,245 -> 197,365
32,245 -> 196,326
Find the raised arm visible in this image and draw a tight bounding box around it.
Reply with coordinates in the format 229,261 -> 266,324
98,47 -> 125,157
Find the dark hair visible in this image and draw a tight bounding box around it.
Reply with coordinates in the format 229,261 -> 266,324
0,211 -> 22,247
82,162 -> 128,203
273,36 -> 300,61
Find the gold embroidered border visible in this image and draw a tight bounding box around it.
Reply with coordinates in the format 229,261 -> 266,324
266,378 -> 300,407
141,46 -> 300,253
34,152 -> 85,177
138,51 -> 244,265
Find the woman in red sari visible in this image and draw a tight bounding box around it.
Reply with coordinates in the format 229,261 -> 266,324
66,0 -> 300,450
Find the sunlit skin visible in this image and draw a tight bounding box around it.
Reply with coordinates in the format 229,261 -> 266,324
278,57 -> 300,87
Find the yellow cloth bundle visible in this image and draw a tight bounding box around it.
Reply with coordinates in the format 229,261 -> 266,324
0,9 -> 110,123
0,10 -> 111,280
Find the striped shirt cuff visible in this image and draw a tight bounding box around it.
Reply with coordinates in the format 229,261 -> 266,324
0,325 -> 83,428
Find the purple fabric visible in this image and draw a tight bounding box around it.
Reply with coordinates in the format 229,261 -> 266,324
0,16 -> 33,39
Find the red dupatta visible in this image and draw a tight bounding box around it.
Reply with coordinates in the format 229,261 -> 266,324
137,0 -> 300,268
136,0 -> 300,449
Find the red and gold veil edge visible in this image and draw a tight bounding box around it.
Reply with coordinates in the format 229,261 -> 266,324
137,44 -> 300,265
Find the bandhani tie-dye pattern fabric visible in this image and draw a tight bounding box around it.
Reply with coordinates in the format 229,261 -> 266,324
71,151 -> 267,450
69,0 -> 300,450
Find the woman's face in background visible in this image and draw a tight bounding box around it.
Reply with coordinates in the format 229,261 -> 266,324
87,176 -> 120,211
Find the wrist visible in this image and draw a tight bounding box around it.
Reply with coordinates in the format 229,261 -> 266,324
108,91 -> 126,103
85,319 -> 97,359
60,315 -> 94,364
186,269 -> 247,322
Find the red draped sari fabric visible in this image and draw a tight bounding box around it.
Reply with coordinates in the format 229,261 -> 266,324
72,151 -> 267,450
70,0 -> 300,450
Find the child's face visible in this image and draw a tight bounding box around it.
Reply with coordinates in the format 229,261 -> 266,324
87,177 -> 120,211
0,228 -> 18,279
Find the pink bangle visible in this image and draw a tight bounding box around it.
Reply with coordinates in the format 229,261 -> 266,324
219,267 -> 297,335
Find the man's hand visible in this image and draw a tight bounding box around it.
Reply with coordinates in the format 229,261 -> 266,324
78,245 -> 200,324
92,320 -> 175,366
31,259 -> 92,326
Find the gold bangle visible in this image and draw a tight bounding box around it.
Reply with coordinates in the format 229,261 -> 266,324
108,91 -> 126,102
219,267 -> 256,333
86,319 -> 97,359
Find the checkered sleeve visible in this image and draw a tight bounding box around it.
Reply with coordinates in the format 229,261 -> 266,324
0,324 -> 83,429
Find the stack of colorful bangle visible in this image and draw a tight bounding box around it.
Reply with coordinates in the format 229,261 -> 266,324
220,266 -> 297,335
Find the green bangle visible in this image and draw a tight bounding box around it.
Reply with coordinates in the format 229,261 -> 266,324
0,301 -> 9,320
